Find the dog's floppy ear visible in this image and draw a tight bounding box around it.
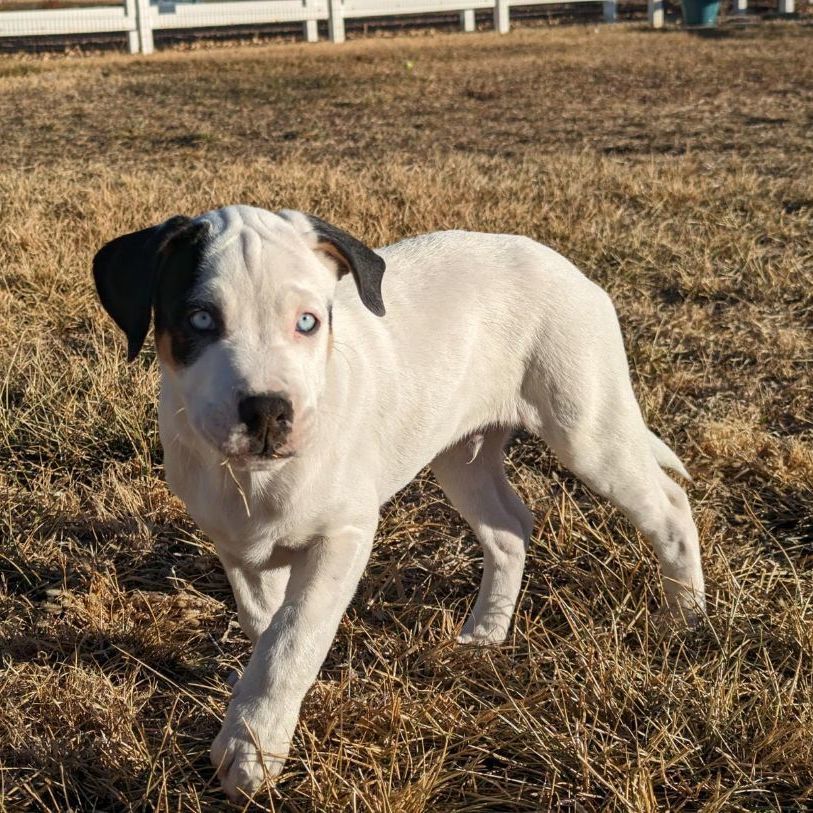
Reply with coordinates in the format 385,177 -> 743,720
92,216 -> 194,361
280,210 -> 386,317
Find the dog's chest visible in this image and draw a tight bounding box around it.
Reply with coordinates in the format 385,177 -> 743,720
164,455 -> 259,544
164,449 -> 315,557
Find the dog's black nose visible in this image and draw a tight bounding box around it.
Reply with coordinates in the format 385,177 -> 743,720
238,393 -> 293,454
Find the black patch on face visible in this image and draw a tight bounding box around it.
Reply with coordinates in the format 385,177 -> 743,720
327,302 -> 333,332
153,222 -> 222,367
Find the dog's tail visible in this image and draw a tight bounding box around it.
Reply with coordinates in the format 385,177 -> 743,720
648,430 -> 692,481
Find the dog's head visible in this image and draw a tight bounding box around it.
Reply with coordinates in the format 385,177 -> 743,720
93,206 -> 385,468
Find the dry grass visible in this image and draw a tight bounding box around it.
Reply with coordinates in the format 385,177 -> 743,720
1,21 -> 812,812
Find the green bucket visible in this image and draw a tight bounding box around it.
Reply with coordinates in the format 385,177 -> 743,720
681,0 -> 721,26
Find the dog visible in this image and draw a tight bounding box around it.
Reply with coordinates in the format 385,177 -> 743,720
93,206 -> 705,800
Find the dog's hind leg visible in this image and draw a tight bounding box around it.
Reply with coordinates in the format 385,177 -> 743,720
524,290 -> 705,622
432,429 -> 534,645
544,418 -> 705,622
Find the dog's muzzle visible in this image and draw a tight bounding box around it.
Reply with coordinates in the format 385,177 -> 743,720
237,393 -> 294,457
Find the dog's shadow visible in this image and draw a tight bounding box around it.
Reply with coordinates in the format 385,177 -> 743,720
1,511 -> 234,808
1,512 -> 232,696
5,503 -> 231,596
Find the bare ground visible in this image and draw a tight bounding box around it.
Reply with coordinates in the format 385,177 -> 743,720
1,21 -> 812,812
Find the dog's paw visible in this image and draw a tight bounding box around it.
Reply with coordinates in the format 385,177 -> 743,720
663,590 -> 706,628
456,618 -> 508,646
210,700 -> 292,802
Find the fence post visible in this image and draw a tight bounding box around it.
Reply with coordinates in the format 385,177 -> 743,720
778,0 -> 794,12
303,0 -> 318,42
461,9 -> 475,31
603,0 -> 617,21
494,0 -> 509,33
648,0 -> 664,27
328,0 -> 345,43
133,0 -> 153,53
125,0 -> 139,52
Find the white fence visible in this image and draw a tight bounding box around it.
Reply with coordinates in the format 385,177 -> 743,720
0,0 -> 799,54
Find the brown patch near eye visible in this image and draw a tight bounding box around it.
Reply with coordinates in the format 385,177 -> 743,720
156,331 -> 177,370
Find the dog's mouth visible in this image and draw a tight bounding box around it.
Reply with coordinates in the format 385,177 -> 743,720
223,450 -> 296,471
188,420 -> 297,469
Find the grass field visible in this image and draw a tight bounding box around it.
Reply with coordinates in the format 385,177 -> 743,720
1,21 -> 812,812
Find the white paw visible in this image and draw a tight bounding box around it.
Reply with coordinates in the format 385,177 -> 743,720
210,700 -> 292,802
456,617 -> 509,645
664,590 -> 706,628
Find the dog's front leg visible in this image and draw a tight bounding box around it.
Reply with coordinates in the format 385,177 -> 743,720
210,522 -> 375,801
222,554 -> 292,645
220,553 -> 294,697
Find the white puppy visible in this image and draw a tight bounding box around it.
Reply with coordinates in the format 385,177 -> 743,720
93,206 -> 704,800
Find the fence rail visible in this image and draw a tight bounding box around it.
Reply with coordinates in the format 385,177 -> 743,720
0,0 -> 799,53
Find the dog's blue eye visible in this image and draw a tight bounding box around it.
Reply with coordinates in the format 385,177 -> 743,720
296,313 -> 319,334
189,309 -> 215,331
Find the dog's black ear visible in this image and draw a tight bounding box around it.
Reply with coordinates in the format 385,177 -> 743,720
298,213 -> 386,317
92,216 -> 194,361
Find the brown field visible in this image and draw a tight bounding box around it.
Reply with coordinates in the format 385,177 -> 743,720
1,21 -> 812,812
